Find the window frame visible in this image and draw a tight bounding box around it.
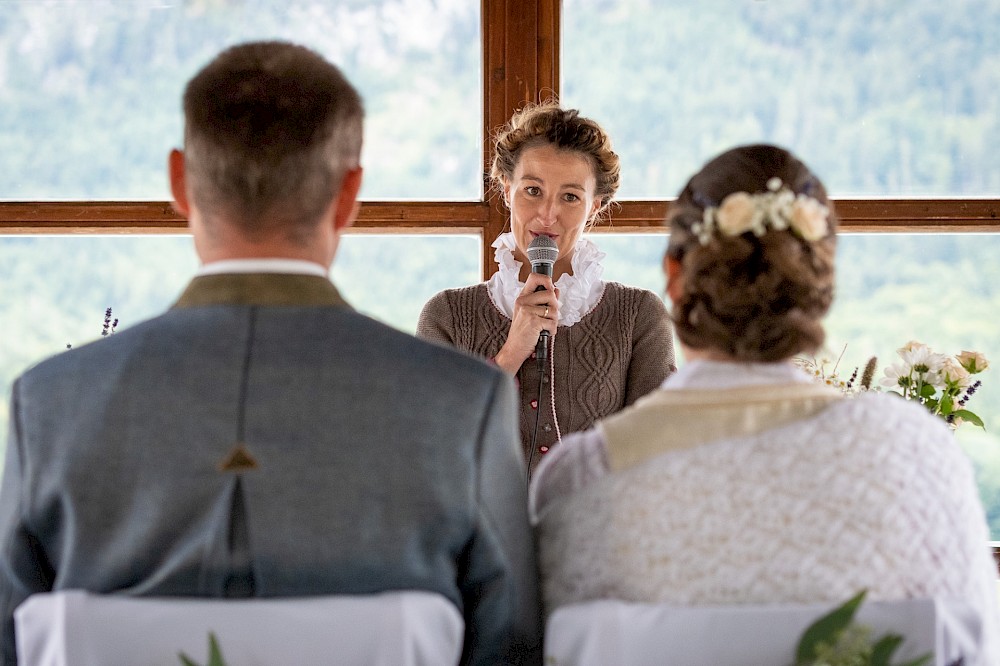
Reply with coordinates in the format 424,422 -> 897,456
1,0 -> 998,277
0,0 -> 998,559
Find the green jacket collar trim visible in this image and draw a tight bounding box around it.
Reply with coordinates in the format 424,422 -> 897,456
173,273 -> 350,309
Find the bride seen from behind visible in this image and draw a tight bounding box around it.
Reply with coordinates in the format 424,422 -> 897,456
529,144 -> 1000,661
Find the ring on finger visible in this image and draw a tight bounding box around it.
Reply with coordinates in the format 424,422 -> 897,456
543,305 -> 550,318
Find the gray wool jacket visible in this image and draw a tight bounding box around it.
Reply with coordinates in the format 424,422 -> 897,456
0,273 -> 542,666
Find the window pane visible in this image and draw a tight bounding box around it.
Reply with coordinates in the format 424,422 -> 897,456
595,232 -> 1000,539
563,0 -> 1000,197
0,233 -> 479,471
586,232 -> 668,295
332,234 -> 480,331
0,0 -> 481,200
826,234 -> 1000,540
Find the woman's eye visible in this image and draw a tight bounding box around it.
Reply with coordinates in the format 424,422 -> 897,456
563,193 -> 580,202
525,186 -> 541,196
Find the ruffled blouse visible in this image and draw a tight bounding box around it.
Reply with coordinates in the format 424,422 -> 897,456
485,232 -> 606,327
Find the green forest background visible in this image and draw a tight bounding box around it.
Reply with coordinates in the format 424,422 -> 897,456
3,233 -> 999,537
2,0 -> 999,200
2,0 -> 1000,535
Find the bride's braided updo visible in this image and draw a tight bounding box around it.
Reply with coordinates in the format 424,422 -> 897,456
666,144 -> 837,362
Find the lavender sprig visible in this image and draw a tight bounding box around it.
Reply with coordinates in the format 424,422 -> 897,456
102,307 -> 116,336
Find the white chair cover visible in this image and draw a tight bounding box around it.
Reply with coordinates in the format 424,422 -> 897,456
15,590 -> 464,666
545,597 -> 983,666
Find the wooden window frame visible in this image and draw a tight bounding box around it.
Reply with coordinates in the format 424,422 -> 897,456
0,0 -> 998,562
2,0 -> 996,278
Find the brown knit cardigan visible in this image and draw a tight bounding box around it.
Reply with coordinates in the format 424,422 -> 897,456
416,282 -> 676,473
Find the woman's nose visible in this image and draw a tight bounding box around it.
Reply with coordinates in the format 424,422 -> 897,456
537,199 -> 558,225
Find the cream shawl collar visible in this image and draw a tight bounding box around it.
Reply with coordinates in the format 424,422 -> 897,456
600,361 -> 843,472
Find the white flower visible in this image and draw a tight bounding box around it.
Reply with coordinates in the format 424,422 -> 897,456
880,362 -> 910,389
897,344 -> 946,390
898,340 -> 926,354
940,358 -> 972,389
899,345 -> 945,373
692,208 -> 715,245
957,350 -> 989,374
696,178 -> 829,246
788,196 -> 829,241
715,192 -> 757,237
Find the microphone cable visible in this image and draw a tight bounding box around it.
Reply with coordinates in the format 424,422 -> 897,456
525,333 -> 561,483
526,360 -> 545,483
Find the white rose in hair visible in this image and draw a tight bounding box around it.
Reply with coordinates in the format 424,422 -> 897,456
715,192 -> 757,237
788,195 -> 829,241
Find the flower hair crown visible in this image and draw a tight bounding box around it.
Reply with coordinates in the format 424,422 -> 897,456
691,177 -> 830,246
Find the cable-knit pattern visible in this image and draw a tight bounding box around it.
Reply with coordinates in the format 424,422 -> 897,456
614,286 -> 640,401
570,298 -> 618,426
535,393 -> 1000,660
451,285 -> 485,352
416,282 -> 675,471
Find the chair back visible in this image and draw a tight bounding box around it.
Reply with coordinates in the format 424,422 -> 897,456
15,589 -> 464,666
544,597 -> 983,666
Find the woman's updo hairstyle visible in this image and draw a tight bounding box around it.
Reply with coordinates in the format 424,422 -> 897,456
666,144 -> 837,362
490,101 -> 620,216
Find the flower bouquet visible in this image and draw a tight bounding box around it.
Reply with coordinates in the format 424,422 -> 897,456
797,341 -> 988,430
881,342 -> 987,430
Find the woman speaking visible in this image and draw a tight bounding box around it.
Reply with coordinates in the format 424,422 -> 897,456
417,103 -> 675,474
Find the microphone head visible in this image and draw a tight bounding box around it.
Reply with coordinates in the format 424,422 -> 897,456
526,235 -> 558,275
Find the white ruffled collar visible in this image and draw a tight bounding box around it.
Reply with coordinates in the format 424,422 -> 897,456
486,232 -> 606,327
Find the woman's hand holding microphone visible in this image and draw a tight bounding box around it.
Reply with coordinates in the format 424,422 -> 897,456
493,274 -> 559,374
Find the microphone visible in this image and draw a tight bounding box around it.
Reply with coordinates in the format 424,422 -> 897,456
526,235 -> 558,367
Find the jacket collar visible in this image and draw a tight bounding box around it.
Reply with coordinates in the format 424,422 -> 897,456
601,381 -> 843,473
173,273 -> 350,309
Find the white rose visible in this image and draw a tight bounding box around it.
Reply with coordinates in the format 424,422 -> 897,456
715,192 -> 757,237
940,358 -> 971,389
957,350 -> 989,374
788,196 -> 829,241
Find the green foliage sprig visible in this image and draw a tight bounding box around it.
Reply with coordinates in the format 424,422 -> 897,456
178,632 -> 229,666
795,590 -> 931,666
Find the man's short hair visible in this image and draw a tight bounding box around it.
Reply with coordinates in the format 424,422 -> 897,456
182,41 -> 364,242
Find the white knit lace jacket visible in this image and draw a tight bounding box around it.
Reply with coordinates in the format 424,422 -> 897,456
533,369 -> 1000,662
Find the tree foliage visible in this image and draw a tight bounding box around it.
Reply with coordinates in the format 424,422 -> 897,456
563,0 -> 1000,197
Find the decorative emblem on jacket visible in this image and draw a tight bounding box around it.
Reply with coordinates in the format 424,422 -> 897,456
217,443 -> 259,472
